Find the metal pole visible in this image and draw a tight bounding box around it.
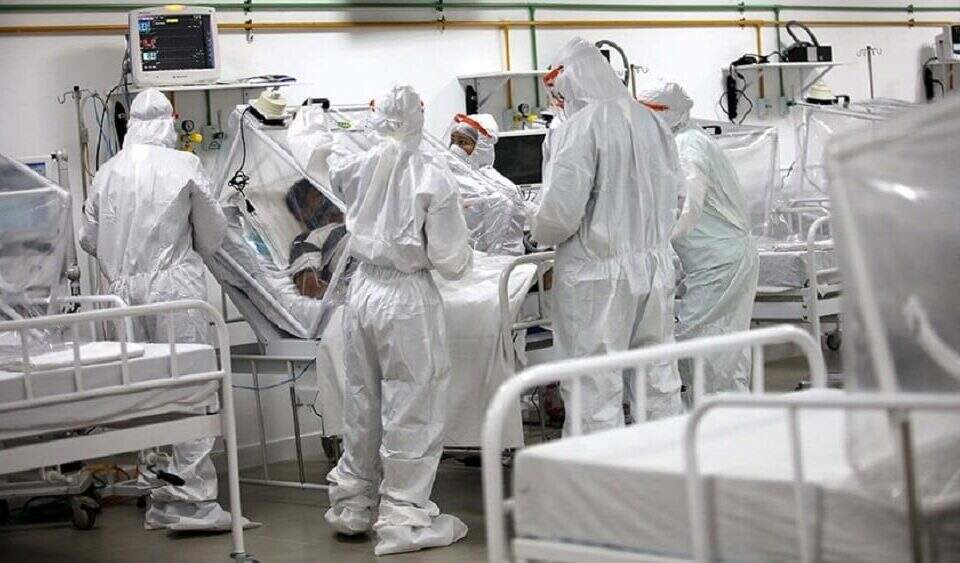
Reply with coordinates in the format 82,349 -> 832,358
898,417 -> 925,562
69,86 -> 90,201
867,46 -> 875,98
287,361 -> 307,484
250,362 -> 271,480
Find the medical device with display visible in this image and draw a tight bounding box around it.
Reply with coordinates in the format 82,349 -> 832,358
493,130 -> 545,186
128,5 -> 220,87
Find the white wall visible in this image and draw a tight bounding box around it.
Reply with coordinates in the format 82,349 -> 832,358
2,1 -> 958,465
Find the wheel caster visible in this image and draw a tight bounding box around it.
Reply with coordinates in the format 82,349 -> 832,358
71,496 -> 99,530
826,331 -> 842,351
231,552 -> 260,562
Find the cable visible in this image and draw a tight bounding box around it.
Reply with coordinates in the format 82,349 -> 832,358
718,64 -> 754,124
785,20 -> 820,48
94,81 -> 126,170
233,358 -> 316,391
228,107 -> 256,213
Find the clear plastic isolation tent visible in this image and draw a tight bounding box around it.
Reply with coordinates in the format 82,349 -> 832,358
691,119 -> 779,238
0,154 -> 74,366
783,100 -> 914,222
827,95 -> 960,513
207,102 -> 527,341
208,103 -> 535,447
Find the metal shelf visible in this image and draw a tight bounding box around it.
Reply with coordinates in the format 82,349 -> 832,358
728,62 -> 851,101
127,79 -> 299,94
456,70 -> 546,83
732,61 -> 850,71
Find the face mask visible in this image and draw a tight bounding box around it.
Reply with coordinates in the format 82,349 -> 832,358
450,144 -> 469,159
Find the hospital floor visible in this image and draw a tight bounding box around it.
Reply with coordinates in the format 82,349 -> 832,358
0,352 -> 837,563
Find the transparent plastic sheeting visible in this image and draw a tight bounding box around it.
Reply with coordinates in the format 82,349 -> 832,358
0,154 -> 72,366
692,120 -> 779,238
207,108 -> 345,339
827,96 -> 960,508
785,101 -> 913,212
209,103 -> 527,339
287,104 -> 525,256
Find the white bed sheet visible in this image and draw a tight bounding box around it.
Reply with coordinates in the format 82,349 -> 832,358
514,389 -> 960,562
758,247 -> 836,291
0,343 -> 219,439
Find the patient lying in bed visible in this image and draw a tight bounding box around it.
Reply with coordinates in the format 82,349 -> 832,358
284,179 -> 348,299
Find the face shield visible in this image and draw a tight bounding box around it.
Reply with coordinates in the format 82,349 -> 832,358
635,78 -> 694,131
445,114 -> 498,169
544,37 -> 630,118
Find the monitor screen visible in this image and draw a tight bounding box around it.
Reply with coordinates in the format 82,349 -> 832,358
493,132 -> 545,185
137,14 -> 216,72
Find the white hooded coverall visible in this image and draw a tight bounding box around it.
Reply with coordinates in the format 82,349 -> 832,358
320,85 -> 472,556
637,79 -> 760,395
445,113 -> 527,256
79,89 -> 242,531
531,38 -> 684,435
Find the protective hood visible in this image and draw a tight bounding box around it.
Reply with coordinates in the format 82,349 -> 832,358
445,113 -> 498,169
636,77 -> 694,131
367,85 -> 424,149
124,88 -> 178,149
545,37 -> 630,117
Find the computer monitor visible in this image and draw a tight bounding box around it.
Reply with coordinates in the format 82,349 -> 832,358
493,130 -> 546,186
129,6 -> 220,87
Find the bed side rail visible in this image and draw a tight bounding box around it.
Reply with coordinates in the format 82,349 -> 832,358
685,392 -> 960,563
0,299 -> 232,414
498,251 -> 555,358
805,215 -> 837,339
482,325 -> 825,563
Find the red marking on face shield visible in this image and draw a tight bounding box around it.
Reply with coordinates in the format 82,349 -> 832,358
639,100 -> 670,112
454,113 -> 492,138
543,65 -> 564,88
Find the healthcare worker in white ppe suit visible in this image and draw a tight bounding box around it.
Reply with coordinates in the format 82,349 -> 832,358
445,112 -> 526,256
80,88 -> 246,531
318,85 -> 472,556
637,79 -> 759,395
530,37 -> 684,435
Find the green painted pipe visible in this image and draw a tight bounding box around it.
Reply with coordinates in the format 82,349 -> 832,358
3,2 -> 960,15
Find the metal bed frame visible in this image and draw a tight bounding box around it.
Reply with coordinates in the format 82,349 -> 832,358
482,325 -> 957,563
211,249 -> 555,493
0,300 -> 255,562
753,212 -> 842,352
498,251 -> 555,438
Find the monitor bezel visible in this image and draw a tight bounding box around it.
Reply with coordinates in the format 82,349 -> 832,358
129,6 -> 221,88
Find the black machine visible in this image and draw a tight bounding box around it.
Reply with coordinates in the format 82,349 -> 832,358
783,20 -> 832,63
493,131 -> 545,186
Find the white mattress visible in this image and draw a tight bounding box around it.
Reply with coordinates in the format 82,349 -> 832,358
758,247 -> 837,291
514,389 -> 960,562
0,343 -> 219,438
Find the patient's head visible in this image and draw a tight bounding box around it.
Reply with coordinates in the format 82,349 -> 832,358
285,179 -> 343,230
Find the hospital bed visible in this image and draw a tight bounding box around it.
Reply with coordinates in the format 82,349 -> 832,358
0,154 -> 254,561
483,94 -> 960,563
204,102 -> 542,488
0,301 -> 253,561
697,119 -> 842,347
482,327 -> 960,562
